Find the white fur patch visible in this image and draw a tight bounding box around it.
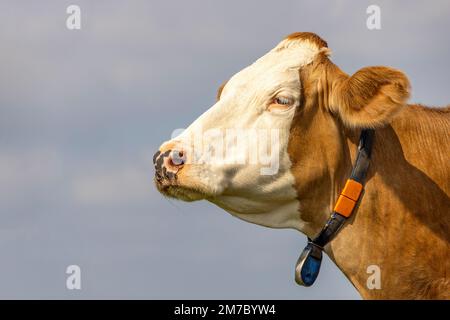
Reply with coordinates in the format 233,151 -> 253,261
161,38 -> 323,230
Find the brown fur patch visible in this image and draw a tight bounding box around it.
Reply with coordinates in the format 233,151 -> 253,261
286,45 -> 449,298
285,32 -> 328,49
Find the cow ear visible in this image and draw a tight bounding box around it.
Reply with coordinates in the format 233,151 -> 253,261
331,66 -> 410,128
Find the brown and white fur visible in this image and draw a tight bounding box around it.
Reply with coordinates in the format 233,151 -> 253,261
153,32 -> 450,299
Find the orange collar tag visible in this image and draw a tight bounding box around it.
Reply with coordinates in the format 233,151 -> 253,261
333,179 -> 363,217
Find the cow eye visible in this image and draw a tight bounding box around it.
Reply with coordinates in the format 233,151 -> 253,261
268,96 -> 293,112
274,97 -> 291,105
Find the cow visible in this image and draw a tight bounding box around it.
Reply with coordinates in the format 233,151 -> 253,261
153,32 -> 450,299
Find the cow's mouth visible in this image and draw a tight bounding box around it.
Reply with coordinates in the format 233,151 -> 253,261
154,179 -> 205,202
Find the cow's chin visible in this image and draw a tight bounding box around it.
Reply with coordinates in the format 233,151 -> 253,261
155,179 -> 207,202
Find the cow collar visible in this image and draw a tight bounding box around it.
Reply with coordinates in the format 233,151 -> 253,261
295,129 -> 375,286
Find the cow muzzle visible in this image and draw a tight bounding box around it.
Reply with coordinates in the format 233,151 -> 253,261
153,142 -> 208,201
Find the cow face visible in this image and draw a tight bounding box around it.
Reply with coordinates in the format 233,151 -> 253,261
153,32 -> 410,233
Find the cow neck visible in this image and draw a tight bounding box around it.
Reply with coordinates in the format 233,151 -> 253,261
294,128 -> 375,286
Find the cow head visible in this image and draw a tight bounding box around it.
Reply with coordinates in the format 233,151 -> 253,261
153,32 -> 410,236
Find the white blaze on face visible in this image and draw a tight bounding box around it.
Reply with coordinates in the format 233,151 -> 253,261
166,38 -> 323,230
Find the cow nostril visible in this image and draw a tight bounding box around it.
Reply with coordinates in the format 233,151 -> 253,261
170,150 -> 185,166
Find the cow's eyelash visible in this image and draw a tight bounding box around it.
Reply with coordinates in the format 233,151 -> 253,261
274,97 -> 292,105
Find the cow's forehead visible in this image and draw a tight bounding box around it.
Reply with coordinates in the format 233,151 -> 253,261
226,38 -> 325,91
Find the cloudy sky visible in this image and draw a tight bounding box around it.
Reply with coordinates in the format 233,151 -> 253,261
0,0 -> 449,299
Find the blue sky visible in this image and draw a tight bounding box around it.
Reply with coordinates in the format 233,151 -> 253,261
0,0 -> 449,299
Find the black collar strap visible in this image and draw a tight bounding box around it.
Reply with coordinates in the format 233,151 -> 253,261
295,129 -> 375,286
